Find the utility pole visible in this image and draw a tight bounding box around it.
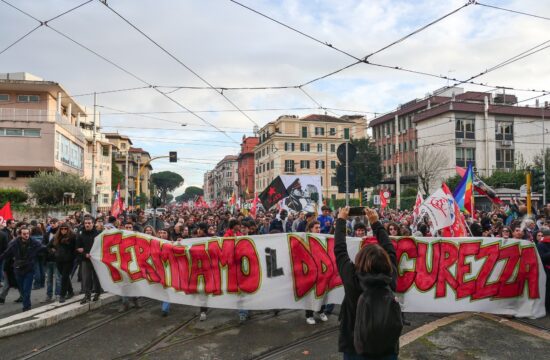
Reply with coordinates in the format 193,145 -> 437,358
543,106 -> 547,205
394,114 -> 401,210
124,150 -> 129,209
91,92 -> 97,217
345,139 -> 349,206
527,170 -> 532,217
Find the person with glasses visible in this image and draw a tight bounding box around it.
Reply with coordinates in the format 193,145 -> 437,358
387,222 -> 401,237
500,227 -> 511,239
49,223 -> 76,303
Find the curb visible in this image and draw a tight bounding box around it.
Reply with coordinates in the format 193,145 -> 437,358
0,293 -> 119,339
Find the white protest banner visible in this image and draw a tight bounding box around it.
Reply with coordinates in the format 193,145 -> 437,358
91,231 -> 546,318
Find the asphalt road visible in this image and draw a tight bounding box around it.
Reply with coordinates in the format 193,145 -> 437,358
0,300 -> 548,360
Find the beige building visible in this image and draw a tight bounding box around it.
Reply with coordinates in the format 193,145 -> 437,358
80,116 -> 114,212
254,114 -> 366,200
0,72 -> 88,190
105,133 -> 152,207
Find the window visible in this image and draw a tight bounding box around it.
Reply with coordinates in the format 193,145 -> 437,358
496,149 -> 514,169
330,144 -> 336,152
317,144 -> 323,152
314,127 -> 325,136
266,162 -> 270,171
17,94 -> 40,103
344,128 -> 350,139
300,143 -> 310,152
302,126 -> 308,138
262,148 -> 265,157
102,146 -> 109,156
300,160 -> 310,169
495,117 -> 513,141
284,160 -> 295,172
262,164 -> 266,172
456,147 -> 475,167
329,128 -> 336,136
0,94 -> 9,101
271,160 -> 274,169
315,160 -> 325,169
121,143 -> 126,150
331,160 -> 336,169
331,176 -> 337,186
0,128 -> 41,137
55,131 -> 84,170
455,114 -> 475,139
102,194 -> 109,205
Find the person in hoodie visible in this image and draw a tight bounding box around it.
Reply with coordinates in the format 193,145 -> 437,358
49,223 -> 76,303
75,216 -> 101,303
334,207 -> 398,360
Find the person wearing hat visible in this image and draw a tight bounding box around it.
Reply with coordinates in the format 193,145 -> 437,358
537,228 -> 550,312
318,206 -> 334,234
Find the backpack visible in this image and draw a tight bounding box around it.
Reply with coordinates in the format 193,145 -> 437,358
353,285 -> 403,356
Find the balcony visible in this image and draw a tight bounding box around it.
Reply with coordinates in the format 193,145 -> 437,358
0,108 -> 49,122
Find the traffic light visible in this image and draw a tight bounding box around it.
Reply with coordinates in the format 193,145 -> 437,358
531,168 -> 545,193
169,151 -> 177,163
337,165 -> 356,193
362,191 -> 368,205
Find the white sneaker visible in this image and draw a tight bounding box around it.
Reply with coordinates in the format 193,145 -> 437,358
306,317 -> 316,325
319,313 -> 329,322
199,312 -> 207,321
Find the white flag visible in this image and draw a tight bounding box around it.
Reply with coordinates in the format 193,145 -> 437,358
416,188 -> 455,232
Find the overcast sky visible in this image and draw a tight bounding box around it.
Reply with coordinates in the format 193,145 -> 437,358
1,0 -> 549,195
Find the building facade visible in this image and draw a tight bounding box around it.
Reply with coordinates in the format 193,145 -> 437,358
370,87 -> 550,192
105,133 -> 152,207
237,135 -> 259,199
208,155 -> 238,201
0,72 -> 88,190
254,114 -> 366,200
203,171 -> 214,202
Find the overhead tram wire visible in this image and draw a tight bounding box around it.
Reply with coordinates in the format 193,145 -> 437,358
0,24 -> 42,56
475,1 -> 550,22
100,1 -> 260,128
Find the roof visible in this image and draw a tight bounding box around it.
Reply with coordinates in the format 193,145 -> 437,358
104,133 -> 133,145
300,114 -> 363,124
369,96 -> 448,127
0,75 -> 87,115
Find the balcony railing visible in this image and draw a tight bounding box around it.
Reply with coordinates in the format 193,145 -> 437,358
0,108 -> 49,122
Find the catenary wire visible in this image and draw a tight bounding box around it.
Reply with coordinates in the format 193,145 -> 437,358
99,1 -> 260,128
475,1 -> 550,22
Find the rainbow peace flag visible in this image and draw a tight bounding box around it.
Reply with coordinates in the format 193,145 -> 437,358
453,162 -> 475,217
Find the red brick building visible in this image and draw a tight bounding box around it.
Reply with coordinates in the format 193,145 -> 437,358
237,135 -> 259,199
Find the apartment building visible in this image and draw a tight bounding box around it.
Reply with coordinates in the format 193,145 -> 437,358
370,87 -> 550,190
205,155 -> 239,201
80,116 -> 114,212
0,72 -> 88,190
237,135 -> 259,199
105,133 -> 152,207
254,114 -> 366,200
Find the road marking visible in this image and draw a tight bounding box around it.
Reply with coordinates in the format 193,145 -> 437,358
400,313 -> 473,347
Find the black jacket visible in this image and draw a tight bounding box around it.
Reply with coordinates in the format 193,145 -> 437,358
334,218 -> 398,356
0,230 -> 8,255
0,237 -> 46,275
75,228 -> 99,262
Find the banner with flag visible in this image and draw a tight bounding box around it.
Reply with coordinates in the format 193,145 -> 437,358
379,188 -> 388,213
250,193 -> 259,218
456,166 -> 503,205
194,195 -> 208,208
259,176 -> 289,211
416,187 -> 455,232
454,163 -> 475,217
0,201 -> 13,226
111,183 -> 124,218
441,183 -> 469,237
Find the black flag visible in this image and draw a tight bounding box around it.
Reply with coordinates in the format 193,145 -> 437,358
259,176 -> 289,211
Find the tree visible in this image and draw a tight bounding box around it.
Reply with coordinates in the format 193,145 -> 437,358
111,157 -> 124,191
151,171 -> 184,204
175,186 -> 204,202
342,138 -> 382,191
166,194 -> 174,203
417,147 -> 449,195
27,171 -> 91,205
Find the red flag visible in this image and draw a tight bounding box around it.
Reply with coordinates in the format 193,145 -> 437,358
379,188 -> 388,213
412,191 -> 423,224
441,183 -> 468,237
111,183 -> 123,218
0,201 -> 14,226
250,193 -> 259,218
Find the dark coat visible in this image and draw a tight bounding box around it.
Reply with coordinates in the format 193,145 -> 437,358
0,237 -> 46,275
334,218 -> 398,356
75,228 -> 99,262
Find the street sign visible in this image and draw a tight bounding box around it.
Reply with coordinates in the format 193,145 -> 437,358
336,143 -> 357,163
373,194 -> 380,205
520,184 -> 527,197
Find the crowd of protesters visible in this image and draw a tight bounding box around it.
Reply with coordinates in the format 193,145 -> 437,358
1,195 -> 549,317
